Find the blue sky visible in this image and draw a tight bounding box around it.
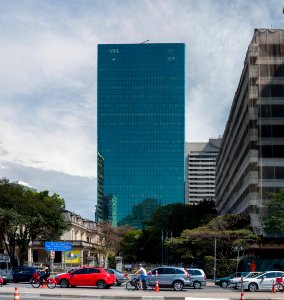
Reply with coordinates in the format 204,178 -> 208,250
0,0 -> 283,219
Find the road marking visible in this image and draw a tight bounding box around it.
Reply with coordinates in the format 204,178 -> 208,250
186,298 -> 230,300
142,296 -> 164,300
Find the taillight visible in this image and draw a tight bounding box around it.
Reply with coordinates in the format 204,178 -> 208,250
204,274 -> 207,280
124,273 -> 127,278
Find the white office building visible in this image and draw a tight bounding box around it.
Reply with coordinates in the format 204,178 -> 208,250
185,138 -> 221,204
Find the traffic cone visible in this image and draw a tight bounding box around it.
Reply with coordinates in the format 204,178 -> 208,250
154,280 -> 160,292
272,281 -> 276,293
41,279 -> 47,288
14,287 -> 20,300
240,292 -> 245,300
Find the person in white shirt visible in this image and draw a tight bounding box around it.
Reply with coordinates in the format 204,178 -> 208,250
135,263 -> 147,289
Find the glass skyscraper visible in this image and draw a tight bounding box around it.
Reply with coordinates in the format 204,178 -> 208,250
97,43 -> 185,228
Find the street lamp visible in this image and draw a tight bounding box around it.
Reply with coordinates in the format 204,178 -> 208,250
233,246 -> 243,272
213,236 -> 217,281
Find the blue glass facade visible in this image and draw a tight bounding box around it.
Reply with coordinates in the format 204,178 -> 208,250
97,43 -> 185,228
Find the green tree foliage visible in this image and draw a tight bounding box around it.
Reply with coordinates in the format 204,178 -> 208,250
119,199 -> 217,263
167,214 -> 258,263
204,256 -> 237,278
120,228 -> 142,262
263,188 -> 284,235
147,199 -> 217,237
0,178 -> 67,266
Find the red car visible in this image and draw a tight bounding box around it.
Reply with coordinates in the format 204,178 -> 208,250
55,267 -> 115,289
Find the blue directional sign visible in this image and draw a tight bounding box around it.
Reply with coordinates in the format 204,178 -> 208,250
44,242 -> 72,251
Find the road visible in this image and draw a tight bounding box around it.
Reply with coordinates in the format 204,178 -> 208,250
0,281 -> 281,299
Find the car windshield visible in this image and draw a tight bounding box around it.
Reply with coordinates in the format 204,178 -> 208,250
67,268 -> 77,273
256,273 -> 266,279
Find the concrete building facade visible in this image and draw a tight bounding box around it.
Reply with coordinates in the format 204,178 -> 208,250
28,210 -> 104,267
215,29 -> 284,235
185,138 -> 221,204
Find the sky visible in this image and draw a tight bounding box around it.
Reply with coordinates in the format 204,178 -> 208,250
0,0 -> 283,219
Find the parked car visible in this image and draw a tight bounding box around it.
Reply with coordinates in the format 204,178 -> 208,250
148,266 -> 191,291
186,268 -> 206,289
55,267 -> 115,288
12,266 -> 41,283
215,272 -> 248,288
236,271 -> 284,292
106,269 -> 128,286
0,261 -> 12,284
229,272 -> 262,288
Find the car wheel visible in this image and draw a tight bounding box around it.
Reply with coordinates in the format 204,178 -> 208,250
193,281 -> 202,289
173,280 -> 184,291
114,279 -> 121,286
60,279 -> 70,288
236,282 -> 243,290
97,280 -> 107,289
248,282 -> 258,292
221,281 -> 228,288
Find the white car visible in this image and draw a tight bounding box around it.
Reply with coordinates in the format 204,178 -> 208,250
229,272 -> 261,288
238,271 -> 284,292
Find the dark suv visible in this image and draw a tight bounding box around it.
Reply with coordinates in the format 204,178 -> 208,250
12,266 -> 41,283
148,266 -> 191,291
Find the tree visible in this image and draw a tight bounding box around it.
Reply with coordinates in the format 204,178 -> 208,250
0,178 -> 67,266
263,188 -> 284,235
167,214 -> 258,263
95,221 -> 126,267
119,199 -> 217,263
120,228 -> 142,262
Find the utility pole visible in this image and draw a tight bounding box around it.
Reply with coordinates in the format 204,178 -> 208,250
213,236 -> 217,281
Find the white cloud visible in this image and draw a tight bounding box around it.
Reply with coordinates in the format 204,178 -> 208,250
0,0 -> 282,216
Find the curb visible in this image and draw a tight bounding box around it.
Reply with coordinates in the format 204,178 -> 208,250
0,292 -> 283,300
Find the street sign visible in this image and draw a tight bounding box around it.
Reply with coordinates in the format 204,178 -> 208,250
44,242 -> 72,251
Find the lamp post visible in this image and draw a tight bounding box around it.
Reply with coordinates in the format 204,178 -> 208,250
233,246 -> 243,272
213,236 -> 217,281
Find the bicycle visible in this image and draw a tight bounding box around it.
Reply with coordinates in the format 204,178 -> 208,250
273,277 -> 284,293
126,275 -> 154,291
30,272 -> 56,289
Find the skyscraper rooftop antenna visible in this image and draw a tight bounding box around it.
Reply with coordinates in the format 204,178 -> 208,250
140,40 -> 149,44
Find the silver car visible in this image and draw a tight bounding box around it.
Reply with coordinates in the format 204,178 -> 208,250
186,268 -> 207,289
106,269 -> 128,286
239,271 -> 284,292
148,266 -> 191,291
229,272 -> 261,288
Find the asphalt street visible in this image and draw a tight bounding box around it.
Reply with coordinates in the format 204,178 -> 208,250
0,281 -> 283,300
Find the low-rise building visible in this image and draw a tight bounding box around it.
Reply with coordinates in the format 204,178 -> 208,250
28,210 -> 105,267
